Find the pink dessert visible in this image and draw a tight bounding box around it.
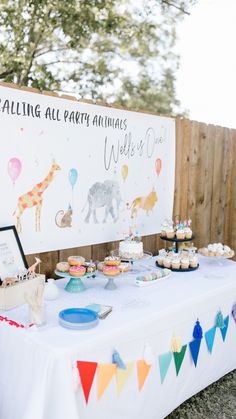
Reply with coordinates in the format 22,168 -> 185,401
102,265 -> 120,276
69,265 -> 86,277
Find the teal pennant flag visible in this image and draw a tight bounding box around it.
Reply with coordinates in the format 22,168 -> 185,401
220,315 -> 229,342
189,339 -> 201,367
158,352 -> 173,384
205,326 -> 216,353
173,345 -> 187,376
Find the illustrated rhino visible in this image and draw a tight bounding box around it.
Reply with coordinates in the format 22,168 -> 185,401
84,180 -> 122,223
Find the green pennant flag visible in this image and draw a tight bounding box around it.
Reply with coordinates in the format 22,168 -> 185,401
173,345 -> 187,376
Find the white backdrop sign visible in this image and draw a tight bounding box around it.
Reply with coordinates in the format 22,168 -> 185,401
0,85 -> 175,254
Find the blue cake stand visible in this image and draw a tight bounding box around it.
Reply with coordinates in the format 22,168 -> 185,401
55,270 -> 92,293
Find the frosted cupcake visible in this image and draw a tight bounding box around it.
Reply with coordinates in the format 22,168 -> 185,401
189,255 -> 198,268
156,255 -> 164,266
181,258 -> 189,269
166,227 -> 175,239
176,228 -> 185,239
184,227 -> 192,239
172,258 -> 181,270
163,257 -> 171,268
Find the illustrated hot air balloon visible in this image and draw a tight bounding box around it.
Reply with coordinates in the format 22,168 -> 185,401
155,158 -> 162,176
121,164 -> 128,182
7,157 -> 22,185
68,168 -> 78,189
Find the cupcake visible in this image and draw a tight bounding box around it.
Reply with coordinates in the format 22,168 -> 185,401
189,255 -> 198,268
176,228 -> 185,239
156,255 -> 164,266
172,258 -> 181,270
166,228 -> 175,239
163,257 -> 171,268
181,258 -> 189,269
184,227 -> 192,239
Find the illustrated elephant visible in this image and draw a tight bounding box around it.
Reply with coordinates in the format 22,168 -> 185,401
84,180 -> 122,223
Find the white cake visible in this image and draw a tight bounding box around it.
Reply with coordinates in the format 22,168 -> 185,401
119,239 -> 144,260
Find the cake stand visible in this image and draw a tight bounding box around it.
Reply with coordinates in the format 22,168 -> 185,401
103,272 -> 120,290
54,270 -> 93,293
160,235 -> 195,253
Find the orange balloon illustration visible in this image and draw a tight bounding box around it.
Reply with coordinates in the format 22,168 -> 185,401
155,158 -> 162,176
122,164 -> 128,181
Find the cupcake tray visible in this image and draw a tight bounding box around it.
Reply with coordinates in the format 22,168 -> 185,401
160,235 -> 195,253
155,261 -> 199,272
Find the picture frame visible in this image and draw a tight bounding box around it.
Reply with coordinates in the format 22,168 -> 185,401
0,225 -> 28,279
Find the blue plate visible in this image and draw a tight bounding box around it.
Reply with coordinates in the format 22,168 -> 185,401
58,308 -> 99,330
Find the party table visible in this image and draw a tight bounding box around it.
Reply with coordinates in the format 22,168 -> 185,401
1,256 -> 236,419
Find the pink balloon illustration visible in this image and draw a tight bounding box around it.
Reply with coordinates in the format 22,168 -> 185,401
7,157 -> 22,185
155,158 -> 162,176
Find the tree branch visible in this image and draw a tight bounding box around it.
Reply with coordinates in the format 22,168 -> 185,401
161,0 -> 190,15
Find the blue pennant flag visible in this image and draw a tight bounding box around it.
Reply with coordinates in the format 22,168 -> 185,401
205,326 -> 216,353
220,315 -> 229,342
158,352 -> 172,384
189,339 -> 201,367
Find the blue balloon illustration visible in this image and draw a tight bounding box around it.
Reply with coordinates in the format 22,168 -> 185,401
69,168 -> 78,189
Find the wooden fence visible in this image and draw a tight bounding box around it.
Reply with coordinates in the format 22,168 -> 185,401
26,117 -> 236,276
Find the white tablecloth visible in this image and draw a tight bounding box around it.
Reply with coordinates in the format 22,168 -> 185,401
1,256 -> 236,419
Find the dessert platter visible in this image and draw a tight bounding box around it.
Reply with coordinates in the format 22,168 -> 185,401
135,268 -> 171,287
198,243 -> 235,260
156,249 -> 199,272
55,256 -> 96,292
100,256 -> 122,290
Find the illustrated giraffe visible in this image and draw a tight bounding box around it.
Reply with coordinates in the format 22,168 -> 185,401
14,161 -> 61,233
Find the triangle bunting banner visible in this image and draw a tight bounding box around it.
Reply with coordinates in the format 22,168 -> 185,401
173,345 -> 187,376
220,315 -> 230,342
158,352 -> 173,384
116,362 -> 134,396
97,363 -> 116,400
137,360 -> 151,391
77,361 -> 98,404
205,326 -> 216,354
189,339 -> 201,367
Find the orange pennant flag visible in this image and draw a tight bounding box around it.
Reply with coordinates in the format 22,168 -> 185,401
77,361 -> 97,404
137,360 -> 151,391
116,362 -> 134,396
97,364 -> 116,400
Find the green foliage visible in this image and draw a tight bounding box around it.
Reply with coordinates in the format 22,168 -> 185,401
0,0 -> 196,114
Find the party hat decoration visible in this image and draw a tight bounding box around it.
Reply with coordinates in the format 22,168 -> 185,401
112,349 -> 126,370
193,319 -> 203,339
170,335 -> 182,353
158,352 -> 173,384
137,360 -> 151,391
215,310 -> 225,329
173,345 -> 187,376
205,326 -> 216,354
220,315 -> 229,342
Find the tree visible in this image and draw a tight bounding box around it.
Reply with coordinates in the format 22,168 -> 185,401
0,0 -> 196,114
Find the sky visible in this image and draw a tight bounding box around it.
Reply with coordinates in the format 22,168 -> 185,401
176,0 -> 236,129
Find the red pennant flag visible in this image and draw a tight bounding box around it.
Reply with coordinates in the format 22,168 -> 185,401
77,361 -> 98,404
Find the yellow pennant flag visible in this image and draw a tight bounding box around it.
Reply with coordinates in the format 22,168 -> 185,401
97,364 -> 116,400
116,362 -> 134,396
137,360 -> 151,392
